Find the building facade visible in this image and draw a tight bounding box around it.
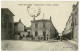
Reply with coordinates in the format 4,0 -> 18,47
31,17 -> 58,40
1,8 -> 15,40
20,27 -> 31,38
67,15 -> 73,35
14,19 -> 24,35
72,2 -> 78,42
62,14 -> 73,40
62,2 -> 78,42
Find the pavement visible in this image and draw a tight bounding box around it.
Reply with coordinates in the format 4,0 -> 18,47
68,40 -> 78,45
67,40 -> 78,50
1,40 -> 78,51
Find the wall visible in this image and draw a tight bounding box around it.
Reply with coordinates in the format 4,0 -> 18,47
1,9 -> 14,40
20,32 -> 28,37
14,22 -> 24,34
18,23 -> 24,32
63,2 -> 78,41
31,21 -> 50,37
72,3 -> 78,42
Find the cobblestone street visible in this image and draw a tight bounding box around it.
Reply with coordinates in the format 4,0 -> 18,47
1,40 -> 78,51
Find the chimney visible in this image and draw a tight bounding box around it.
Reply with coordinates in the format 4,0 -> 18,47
33,17 -> 35,21
50,16 -> 52,21
19,18 -> 21,22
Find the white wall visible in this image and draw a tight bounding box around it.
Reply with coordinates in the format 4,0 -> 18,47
31,21 -> 51,37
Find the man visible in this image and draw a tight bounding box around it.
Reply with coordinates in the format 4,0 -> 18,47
60,36 -> 62,41
57,36 -> 58,41
46,34 -> 49,41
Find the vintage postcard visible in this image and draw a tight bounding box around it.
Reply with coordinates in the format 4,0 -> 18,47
1,1 -> 78,51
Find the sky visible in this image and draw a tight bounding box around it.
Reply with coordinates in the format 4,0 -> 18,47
1,1 -> 77,33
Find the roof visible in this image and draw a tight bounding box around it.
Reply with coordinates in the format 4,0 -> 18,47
24,26 -> 31,30
14,22 -> 19,25
1,8 -> 15,16
14,22 -> 24,25
26,27 -> 31,30
31,19 -> 51,22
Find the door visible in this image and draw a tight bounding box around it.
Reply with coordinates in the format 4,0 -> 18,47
43,31 -> 46,40
35,31 -> 38,36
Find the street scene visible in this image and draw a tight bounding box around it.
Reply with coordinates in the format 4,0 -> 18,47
1,1 -> 78,51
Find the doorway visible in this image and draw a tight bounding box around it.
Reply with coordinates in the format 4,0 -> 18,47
43,31 -> 46,40
35,31 -> 38,36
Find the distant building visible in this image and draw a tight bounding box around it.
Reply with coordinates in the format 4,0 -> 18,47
31,17 -> 58,40
20,26 -> 31,38
62,2 -> 78,42
26,27 -> 31,37
14,19 -> 24,35
1,8 -> 15,40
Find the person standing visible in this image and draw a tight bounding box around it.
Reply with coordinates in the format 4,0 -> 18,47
60,36 -> 62,41
57,36 -> 58,41
46,34 -> 49,41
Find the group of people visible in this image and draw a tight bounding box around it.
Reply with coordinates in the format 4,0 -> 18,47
34,36 -> 49,41
56,36 -> 63,41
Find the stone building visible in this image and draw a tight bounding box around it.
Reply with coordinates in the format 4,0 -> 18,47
72,2 -> 78,42
62,14 -> 73,40
31,17 -> 58,40
1,8 -> 15,40
14,19 -> 24,35
62,2 -> 78,42
20,26 -> 31,38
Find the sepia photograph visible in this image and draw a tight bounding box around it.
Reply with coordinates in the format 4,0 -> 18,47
1,1 -> 79,51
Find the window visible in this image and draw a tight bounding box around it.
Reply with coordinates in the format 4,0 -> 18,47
35,23 -> 38,28
43,31 -> 46,40
9,23 -> 12,29
24,29 -> 27,32
71,22 -> 73,26
8,31 -> 12,34
2,22 -> 7,29
35,31 -> 38,36
43,23 -> 46,28
10,23 -> 12,28
28,32 -> 30,37
5,14 -> 9,20
43,31 -> 46,36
